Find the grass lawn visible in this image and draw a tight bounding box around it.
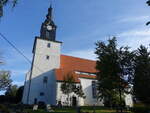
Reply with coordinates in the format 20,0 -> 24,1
24,106 -> 132,113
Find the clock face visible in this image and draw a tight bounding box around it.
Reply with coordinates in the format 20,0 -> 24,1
47,25 -> 52,31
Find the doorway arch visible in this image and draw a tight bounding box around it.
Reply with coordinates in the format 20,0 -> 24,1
72,96 -> 77,106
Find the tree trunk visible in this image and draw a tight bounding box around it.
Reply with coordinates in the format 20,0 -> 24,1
119,88 -> 123,113
67,94 -> 70,106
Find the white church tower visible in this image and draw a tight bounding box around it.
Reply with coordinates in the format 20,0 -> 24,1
22,6 -> 62,105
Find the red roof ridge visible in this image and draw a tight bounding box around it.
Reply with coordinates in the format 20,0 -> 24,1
55,54 -> 97,82
61,54 -> 96,62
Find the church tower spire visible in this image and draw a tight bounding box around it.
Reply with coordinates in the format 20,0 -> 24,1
40,6 -> 57,41
46,6 -> 52,20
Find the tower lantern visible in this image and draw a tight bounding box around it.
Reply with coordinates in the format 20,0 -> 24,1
40,6 -> 57,41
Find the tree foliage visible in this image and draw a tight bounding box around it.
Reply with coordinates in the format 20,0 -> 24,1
60,72 -> 85,105
103,91 -> 125,107
146,0 -> 150,25
61,72 -> 76,96
147,0 -> 150,6
74,84 -> 86,99
60,72 -> 76,105
4,85 -> 23,103
5,84 -> 18,97
0,71 -> 12,91
95,37 -> 134,107
16,86 -> 24,103
133,45 -> 150,105
0,0 -> 18,17
0,85 -> 23,104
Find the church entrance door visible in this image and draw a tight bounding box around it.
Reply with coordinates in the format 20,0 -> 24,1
72,96 -> 77,106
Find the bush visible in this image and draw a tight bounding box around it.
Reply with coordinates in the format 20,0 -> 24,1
132,104 -> 150,113
24,109 -> 49,113
38,101 -> 46,109
0,104 -> 10,113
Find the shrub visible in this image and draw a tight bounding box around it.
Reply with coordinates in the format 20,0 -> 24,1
0,104 -> 10,113
38,101 -> 46,109
132,104 -> 150,113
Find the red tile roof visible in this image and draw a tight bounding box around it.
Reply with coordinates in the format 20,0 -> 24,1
55,54 -> 97,82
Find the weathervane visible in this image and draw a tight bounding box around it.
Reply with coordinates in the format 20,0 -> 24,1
49,0 -> 54,7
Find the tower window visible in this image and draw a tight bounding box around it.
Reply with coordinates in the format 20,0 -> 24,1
46,55 -> 49,60
43,76 -> 48,83
40,92 -> 45,96
47,43 -> 51,48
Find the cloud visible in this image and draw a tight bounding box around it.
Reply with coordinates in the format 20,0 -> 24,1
12,81 -> 24,86
117,27 -> 150,49
11,69 -> 27,77
64,49 -> 97,60
63,27 -> 150,60
119,29 -> 150,37
5,51 -> 32,65
117,15 -> 150,23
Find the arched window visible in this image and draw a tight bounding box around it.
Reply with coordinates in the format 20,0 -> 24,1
92,81 -> 97,98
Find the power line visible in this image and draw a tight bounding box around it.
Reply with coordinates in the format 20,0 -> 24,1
0,32 -> 44,72
0,32 -> 32,64
0,32 -> 50,104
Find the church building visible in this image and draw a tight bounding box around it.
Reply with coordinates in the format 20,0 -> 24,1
22,6 -> 133,107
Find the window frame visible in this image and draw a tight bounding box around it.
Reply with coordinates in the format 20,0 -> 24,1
40,92 -> 45,96
92,81 -> 97,98
47,43 -> 51,48
43,76 -> 48,83
46,55 -> 50,60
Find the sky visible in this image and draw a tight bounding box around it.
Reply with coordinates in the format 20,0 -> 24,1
0,0 -> 150,88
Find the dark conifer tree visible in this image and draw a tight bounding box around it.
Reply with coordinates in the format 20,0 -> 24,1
95,37 -> 134,111
133,45 -> 150,105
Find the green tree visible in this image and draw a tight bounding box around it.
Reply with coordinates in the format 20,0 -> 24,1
0,71 -> 12,91
0,53 -> 12,91
5,84 -> 18,103
5,84 -> 18,97
103,91 -> 125,108
133,45 -> 150,105
147,0 -> 150,5
0,0 -> 18,17
4,85 -> 24,104
146,1 -> 150,25
95,37 -> 134,111
60,72 -> 76,106
16,86 -> 24,103
61,73 -> 85,106
74,84 -> 86,99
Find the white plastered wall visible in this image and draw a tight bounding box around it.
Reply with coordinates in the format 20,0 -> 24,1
56,82 -> 83,106
56,78 -> 104,106
22,71 -> 30,103
22,38 -> 61,105
79,78 -> 104,106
